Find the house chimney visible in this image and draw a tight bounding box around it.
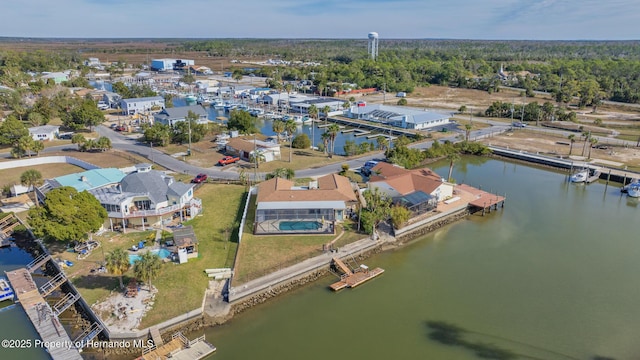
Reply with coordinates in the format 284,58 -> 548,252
80,176 -> 88,182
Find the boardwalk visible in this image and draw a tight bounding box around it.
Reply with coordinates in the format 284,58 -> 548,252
5,268 -> 83,360
456,184 -> 505,212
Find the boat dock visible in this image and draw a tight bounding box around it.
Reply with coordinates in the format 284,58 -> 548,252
5,268 -> 83,360
329,257 -> 384,291
354,130 -> 371,137
139,332 -> 216,360
456,184 -> 506,215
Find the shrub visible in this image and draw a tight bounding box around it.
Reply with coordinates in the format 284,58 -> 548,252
292,133 -> 311,149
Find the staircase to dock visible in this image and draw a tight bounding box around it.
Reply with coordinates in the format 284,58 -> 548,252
332,257 -> 353,276
150,326 -> 164,346
52,292 -> 81,316
27,253 -> 52,273
39,272 -> 67,297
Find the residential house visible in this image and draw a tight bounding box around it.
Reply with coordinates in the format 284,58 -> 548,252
120,96 -> 165,115
224,137 -> 281,163
254,174 -> 358,234
347,104 -> 450,130
368,162 -> 454,215
28,125 -> 60,141
153,105 -> 208,126
89,165 -> 201,232
41,72 -> 69,84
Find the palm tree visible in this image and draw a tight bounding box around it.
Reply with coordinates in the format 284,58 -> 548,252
464,123 -> 472,142
446,151 -> 461,183
266,167 -> 295,180
272,119 -> 285,143
326,124 -> 341,157
588,137 -> 598,159
581,131 -> 591,156
284,120 -> 297,162
321,131 -> 331,155
307,104 -> 318,149
20,169 -> 43,207
105,248 -> 130,289
133,252 -> 161,291
322,105 -> 331,125
568,134 -> 576,155
250,150 -> 266,169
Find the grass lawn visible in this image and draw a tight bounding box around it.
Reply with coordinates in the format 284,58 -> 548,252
65,184 -> 246,328
0,162 -> 83,188
232,195 -> 366,285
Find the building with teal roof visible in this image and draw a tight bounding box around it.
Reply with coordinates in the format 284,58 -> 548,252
48,168 -> 127,192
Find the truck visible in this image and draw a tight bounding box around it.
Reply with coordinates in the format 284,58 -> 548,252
218,155 -> 240,166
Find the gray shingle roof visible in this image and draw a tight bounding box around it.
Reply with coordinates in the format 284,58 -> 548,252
120,170 -> 169,204
158,105 -> 207,120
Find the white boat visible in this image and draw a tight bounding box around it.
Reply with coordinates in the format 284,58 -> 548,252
211,99 -> 225,110
570,169 -> 588,183
628,182 -> 640,198
0,277 -> 14,302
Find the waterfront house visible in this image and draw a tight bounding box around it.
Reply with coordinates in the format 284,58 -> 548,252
28,125 -> 60,141
224,137 -> 281,163
368,162 -> 454,215
120,96 -> 165,115
153,105 -> 208,127
254,174 -> 358,234
347,104 -> 450,130
43,164 -> 201,232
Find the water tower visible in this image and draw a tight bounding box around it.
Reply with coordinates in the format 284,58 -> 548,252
368,32 -> 379,60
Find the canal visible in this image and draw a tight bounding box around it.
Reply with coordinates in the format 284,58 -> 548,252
198,157 -> 640,360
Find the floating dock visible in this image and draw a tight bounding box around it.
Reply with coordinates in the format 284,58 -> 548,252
329,257 -> 384,291
354,131 -> 371,137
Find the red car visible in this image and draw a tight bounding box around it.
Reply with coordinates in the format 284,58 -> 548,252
218,156 -> 240,166
191,173 -> 208,183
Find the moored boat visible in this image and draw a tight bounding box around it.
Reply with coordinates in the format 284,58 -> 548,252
628,182 -> 640,198
570,169 -> 588,183
0,277 -> 15,302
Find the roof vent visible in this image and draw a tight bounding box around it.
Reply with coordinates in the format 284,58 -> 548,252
80,176 -> 87,182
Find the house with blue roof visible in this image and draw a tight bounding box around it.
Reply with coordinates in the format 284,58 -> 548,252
46,168 -> 127,192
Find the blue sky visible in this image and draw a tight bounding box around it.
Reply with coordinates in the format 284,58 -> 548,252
2,0 -> 639,40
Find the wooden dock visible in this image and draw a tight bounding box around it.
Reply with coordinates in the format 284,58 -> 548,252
329,258 -> 384,291
139,332 -> 216,360
5,268 -> 83,360
354,131 -> 371,137
457,184 -> 506,215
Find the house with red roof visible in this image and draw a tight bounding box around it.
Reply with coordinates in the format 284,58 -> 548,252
254,174 -> 357,234
368,162 -> 454,215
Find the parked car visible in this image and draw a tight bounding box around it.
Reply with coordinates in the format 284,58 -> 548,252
512,122 -> 527,128
115,125 -> 127,132
218,156 -> 240,166
360,160 -> 379,176
191,173 -> 208,183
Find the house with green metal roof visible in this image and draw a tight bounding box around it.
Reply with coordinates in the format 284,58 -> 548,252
46,168 -> 127,192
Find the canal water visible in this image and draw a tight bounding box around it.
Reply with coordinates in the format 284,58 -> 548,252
197,158 -> 640,360
173,98 -> 380,155
0,246 -> 49,359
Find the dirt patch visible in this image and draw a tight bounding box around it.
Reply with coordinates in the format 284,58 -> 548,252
92,285 -> 158,332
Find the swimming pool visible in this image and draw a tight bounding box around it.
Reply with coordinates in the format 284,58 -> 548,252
129,248 -> 171,264
278,221 -> 322,231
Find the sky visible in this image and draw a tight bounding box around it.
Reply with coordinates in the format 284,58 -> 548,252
2,0 -> 639,40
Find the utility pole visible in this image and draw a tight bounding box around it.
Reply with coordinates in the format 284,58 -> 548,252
187,121 -> 192,156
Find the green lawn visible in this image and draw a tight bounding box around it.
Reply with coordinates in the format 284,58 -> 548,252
232,195 -> 364,285
68,184 -> 246,328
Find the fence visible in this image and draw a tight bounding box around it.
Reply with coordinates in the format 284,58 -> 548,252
0,156 -> 99,171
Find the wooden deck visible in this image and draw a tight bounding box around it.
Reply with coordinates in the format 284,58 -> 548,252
5,268 -> 83,360
329,257 -> 384,291
456,184 -> 505,210
139,333 -> 216,360
329,268 -> 385,291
